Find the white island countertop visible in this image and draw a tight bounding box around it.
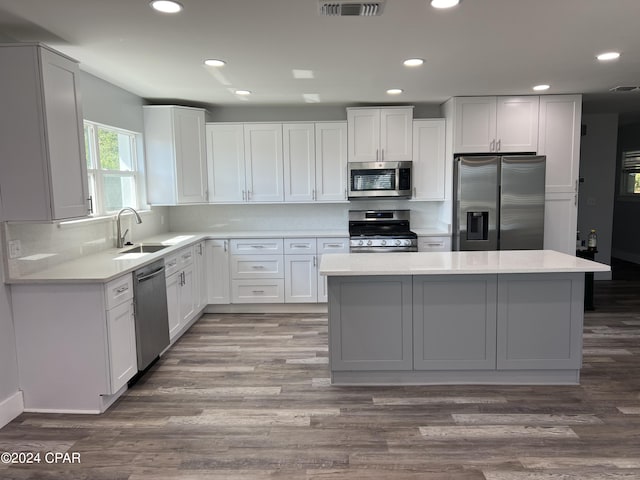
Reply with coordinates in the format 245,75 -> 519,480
319,250 -> 611,276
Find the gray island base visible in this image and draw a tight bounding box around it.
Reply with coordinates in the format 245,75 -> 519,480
321,250 -> 611,386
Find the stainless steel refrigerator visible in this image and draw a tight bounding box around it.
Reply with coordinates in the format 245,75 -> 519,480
453,155 -> 546,251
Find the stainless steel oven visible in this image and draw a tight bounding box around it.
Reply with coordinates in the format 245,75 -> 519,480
348,161 -> 412,199
349,210 -> 417,253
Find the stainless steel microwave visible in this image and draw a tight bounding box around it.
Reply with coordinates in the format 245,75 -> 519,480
348,161 -> 412,199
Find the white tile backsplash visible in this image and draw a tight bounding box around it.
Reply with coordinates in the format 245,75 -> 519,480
4,207 -> 169,277
168,201 -> 448,233
4,201 -> 450,278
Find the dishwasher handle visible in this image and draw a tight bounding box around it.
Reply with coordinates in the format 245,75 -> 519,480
136,266 -> 165,283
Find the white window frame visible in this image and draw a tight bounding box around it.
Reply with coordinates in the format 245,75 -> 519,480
618,150 -> 640,201
84,121 -> 147,216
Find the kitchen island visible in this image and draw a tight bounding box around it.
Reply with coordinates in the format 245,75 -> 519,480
319,250 -> 610,386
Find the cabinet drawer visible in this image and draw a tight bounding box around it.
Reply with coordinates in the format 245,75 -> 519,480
230,238 -> 284,254
317,237 -> 350,254
418,236 -> 451,252
178,246 -> 194,267
232,279 -> 285,303
164,253 -> 180,277
231,255 -> 284,279
105,273 -> 133,310
284,238 -> 317,254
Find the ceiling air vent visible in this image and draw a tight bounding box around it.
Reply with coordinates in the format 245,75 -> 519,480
609,85 -> 640,92
319,1 -> 385,16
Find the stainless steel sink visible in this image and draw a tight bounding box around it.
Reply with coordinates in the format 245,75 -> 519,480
120,244 -> 168,254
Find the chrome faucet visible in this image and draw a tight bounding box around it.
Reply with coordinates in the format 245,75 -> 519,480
116,207 -> 142,248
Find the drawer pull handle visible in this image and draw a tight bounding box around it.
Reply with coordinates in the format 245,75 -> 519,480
167,260 -> 177,267
251,245 -> 265,249
292,244 -> 309,248
252,290 -> 265,294
251,265 -> 265,269
326,244 -> 342,248
115,286 -> 129,294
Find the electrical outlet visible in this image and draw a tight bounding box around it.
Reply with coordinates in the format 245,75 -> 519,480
8,240 -> 22,259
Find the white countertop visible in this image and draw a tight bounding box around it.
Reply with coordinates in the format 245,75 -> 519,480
6,230 -> 350,284
319,250 -> 611,276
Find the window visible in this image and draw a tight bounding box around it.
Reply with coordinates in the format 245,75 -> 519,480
620,150 -> 640,198
84,121 -> 144,215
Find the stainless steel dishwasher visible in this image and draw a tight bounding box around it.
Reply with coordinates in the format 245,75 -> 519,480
133,259 -> 170,371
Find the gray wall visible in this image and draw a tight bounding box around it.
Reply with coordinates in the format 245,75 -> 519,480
577,114 -> 618,279
613,122 -> 640,263
79,71 -> 146,132
205,103 -> 443,122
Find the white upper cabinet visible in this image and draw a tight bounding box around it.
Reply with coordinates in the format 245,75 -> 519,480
451,96 -> 539,153
537,95 -> 582,194
207,121 -> 347,204
538,95 -> 582,255
283,122 -> 348,203
206,123 -> 246,202
206,123 -> 284,203
144,106 -> 208,205
315,122 -> 348,202
347,107 -> 413,162
284,123 -> 316,202
0,44 -> 90,221
412,119 -> 446,201
244,123 -> 284,202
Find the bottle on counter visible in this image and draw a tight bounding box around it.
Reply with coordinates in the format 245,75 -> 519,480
587,229 -> 597,251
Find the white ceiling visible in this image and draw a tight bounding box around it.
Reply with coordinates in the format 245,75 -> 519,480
1,0 -> 640,121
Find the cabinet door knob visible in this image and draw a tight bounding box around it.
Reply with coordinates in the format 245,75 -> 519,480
496,139 -> 501,151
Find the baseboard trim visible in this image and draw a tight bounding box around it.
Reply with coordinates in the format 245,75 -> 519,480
0,391 -> 24,429
205,304 -> 328,314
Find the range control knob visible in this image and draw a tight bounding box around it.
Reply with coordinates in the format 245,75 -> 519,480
395,239 -> 402,246
381,240 -> 386,246
367,240 -> 373,246
358,240 -> 364,246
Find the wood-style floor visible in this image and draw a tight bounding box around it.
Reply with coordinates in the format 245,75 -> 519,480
1,262 -> 639,479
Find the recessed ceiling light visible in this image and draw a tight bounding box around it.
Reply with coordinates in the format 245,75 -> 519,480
150,0 -> 183,13
235,90 -> 251,96
204,59 -> 226,67
596,51 -> 621,61
430,0 -> 460,9
386,88 -> 403,95
403,58 -> 424,67
533,84 -> 550,91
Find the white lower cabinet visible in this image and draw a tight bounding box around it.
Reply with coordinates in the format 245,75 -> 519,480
285,238 -> 318,303
316,237 -> 350,302
230,238 -> 285,303
11,273 -> 137,413
544,192 -> 578,255
418,236 -> 451,252
165,266 -> 181,339
227,236 -> 349,304
194,241 -> 207,310
165,246 -> 198,342
206,239 -> 230,304
106,299 -> 137,393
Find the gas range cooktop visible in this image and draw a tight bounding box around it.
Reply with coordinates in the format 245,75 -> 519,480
348,210 -> 417,253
